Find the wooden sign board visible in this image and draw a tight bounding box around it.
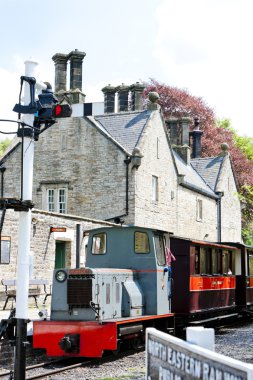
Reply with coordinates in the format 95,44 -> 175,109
146,328 -> 253,380
50,227 -> 66,233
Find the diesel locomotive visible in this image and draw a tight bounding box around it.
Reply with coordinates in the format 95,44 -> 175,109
33,225 -> 253,358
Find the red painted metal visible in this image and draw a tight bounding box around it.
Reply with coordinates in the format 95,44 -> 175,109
33,321 -> 117,357
190,276 -> 236,291
33,314 -> 175,357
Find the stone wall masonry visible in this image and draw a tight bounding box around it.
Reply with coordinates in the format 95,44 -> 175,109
176,186 -> 218,241
134,111 -> 178,232
217,156 -> 242,242
33,117 -> 134,223
0,141 -> 21,199
0,209 -> 116,290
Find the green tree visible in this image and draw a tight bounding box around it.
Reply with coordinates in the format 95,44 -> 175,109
0,138 -> 11,156
217,119 -> 253,161
144,79 -> 253,244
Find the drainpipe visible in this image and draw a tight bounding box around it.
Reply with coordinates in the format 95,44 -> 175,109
0,167 -> 6,197
76,224 -> 81,268
124,156 -> 131,216
216,192 -> 223,242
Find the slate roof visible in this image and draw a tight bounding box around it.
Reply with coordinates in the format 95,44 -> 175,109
94,110 -> 151,153
173,152 -> 217,197
93,110 -> 223,199
191,156 -> 224,191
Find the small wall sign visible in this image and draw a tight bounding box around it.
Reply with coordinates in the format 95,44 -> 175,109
50,227 -> 67,233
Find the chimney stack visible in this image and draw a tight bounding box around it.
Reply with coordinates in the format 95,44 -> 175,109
190,118 -> 203,158
130,82 -> 145,111
167,117 -> 179,146
102,85 -> 117,113
52,53 -> 68,92
68,49 -> 86,91
180,117 -> 190,146
167,117 -> 192,165
117,84 -> 129,112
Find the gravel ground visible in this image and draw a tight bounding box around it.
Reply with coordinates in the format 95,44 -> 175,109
31,320 -> 253,379
1,320 -> 253,379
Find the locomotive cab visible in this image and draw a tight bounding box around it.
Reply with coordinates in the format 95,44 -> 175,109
33,226 -> 175,357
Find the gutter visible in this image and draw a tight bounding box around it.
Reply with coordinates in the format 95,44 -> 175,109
180,181 -> 218,200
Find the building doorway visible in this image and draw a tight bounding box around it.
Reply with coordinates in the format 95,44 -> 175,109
55,241 -> 66,269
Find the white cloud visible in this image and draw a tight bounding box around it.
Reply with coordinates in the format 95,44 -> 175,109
154,0 -> 253,136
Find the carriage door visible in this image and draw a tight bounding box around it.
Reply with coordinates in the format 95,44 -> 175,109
55,241 -> 66,268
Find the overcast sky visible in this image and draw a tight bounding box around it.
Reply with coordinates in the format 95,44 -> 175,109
0,0 -> 252,140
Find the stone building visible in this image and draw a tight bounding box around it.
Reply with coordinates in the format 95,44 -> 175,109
0,50 -> 242,283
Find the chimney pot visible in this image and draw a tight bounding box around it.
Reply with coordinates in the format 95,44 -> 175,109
129,82 -> 145,111
117,84 -> 129,112
102,84 -> 117,113
190,118 -> 203,158
52,53 -> 68,92
68,50 -> 86,91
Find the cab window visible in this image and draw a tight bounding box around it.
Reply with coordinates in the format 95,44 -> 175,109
154,235 -> 166,266
92,233 -> 106,254
134,232 -> 150,253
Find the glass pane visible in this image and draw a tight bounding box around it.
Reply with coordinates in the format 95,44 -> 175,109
200,251 -> 205,274
48,189 -> 55,212
248,252 -> 253,276
92,233 -> 106,254
135,232 -> 150,254
222,250 -> 229,274
58,189 -> 66,214
154,235 -> 166,266
194,246 -> 200,274
200,248 -> 211,274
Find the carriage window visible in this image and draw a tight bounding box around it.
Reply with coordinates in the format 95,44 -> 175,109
248,251 -> 253,276
134,232 -> 150,253
200,248 -> 212,275
92,233 -> 106,254
154,235 -> 166,266
222,250 -> 229,274
212,249 -> 222,274
194,246 -> 200,274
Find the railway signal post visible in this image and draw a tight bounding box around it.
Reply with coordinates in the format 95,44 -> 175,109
11,59 -> 56,380
14,59 -> 38,380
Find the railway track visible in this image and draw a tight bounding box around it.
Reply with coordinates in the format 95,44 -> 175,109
0,344 -> 145,380
0,358 -> 92,380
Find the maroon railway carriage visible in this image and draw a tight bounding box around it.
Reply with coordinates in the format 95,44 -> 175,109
221,242 -> 253,313
170,236 -> 240,326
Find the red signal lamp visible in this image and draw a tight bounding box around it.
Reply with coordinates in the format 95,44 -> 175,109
53,103 -> 72,118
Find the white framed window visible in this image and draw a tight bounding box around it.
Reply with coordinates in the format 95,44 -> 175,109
152,175 -> 158,202
47,188 -> 67,214
48,189 -> 55,212
196,198 -> 203,221
58,189 -> 66,213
